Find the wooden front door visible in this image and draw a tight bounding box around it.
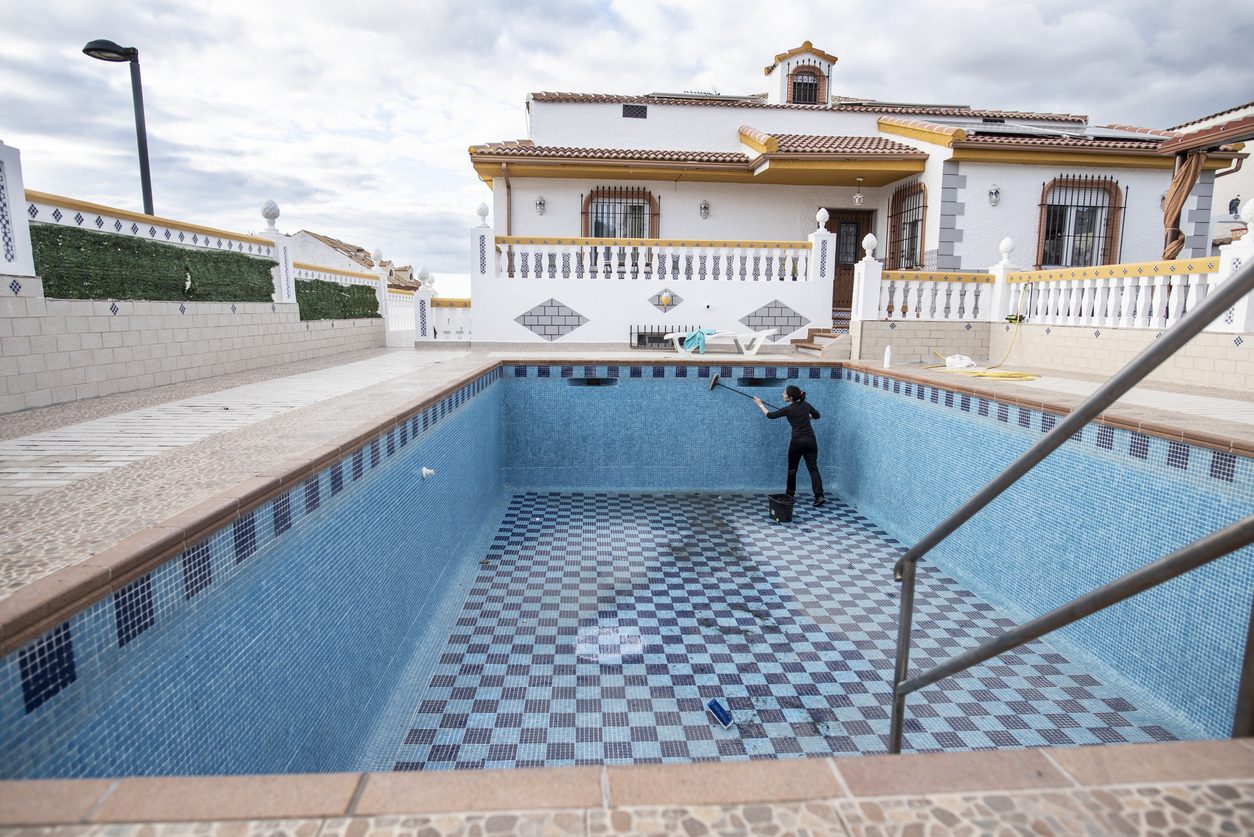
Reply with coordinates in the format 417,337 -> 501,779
824,210 -> 873,310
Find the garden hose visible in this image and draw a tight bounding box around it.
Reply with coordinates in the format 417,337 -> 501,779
922,286 -> 1038,381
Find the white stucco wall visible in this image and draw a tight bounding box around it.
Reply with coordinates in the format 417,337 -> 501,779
472,274 -> 833,347
952,162 -> 1175,268
286,231 -> 373,274
527,100 -> 885,153
498,177 -> 877,246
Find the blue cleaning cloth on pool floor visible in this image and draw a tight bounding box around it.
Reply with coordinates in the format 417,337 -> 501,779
683,329 -> 718,354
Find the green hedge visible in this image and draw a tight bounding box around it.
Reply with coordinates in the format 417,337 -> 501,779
31,225 -> 380,320
30,225 -> 276,302
294,279 -> 380,320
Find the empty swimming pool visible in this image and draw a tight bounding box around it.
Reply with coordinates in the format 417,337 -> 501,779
2,361 -> 1250,778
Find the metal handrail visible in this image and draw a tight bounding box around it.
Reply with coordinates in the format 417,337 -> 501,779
888,257 -> 1254,754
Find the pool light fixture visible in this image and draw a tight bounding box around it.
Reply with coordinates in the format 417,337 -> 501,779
83,39 -> 154,216
853,177 -> 864,206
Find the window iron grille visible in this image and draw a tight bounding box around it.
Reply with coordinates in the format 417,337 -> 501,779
1038,175 -> 1127,268
622,105 -> 647,119
887,181 -> 926,270
582,186 -> 658,239
581,187 -> 660,275
792,74 -> 818,104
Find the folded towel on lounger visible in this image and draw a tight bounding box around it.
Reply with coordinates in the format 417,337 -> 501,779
683,329 -> 718,354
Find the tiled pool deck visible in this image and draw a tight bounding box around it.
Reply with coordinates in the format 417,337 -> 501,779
2,345 -> 1253,832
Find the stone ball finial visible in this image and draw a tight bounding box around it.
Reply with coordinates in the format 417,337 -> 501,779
815,207 -> 829,228
372,248 -> 384,264
261,200 -> 280,221
476,203 -> 490,227
417,266 -> 432,288
861,233 -> 877,258
999,237 -> 1015,257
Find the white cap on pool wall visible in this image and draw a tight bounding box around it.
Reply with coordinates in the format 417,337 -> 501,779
421,468 -> 435,479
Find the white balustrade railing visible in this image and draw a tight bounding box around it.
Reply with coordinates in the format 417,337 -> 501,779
493,237 -> 814,282
879,270 -> 995,321
429,298 -> 471,341
1005,258 -> 1223,330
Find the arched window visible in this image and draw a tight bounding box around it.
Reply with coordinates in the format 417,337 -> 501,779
1035,175 -> 1125,268
887,181 -> 927,269
581,187 -> 659,238
787,64 -> 827,105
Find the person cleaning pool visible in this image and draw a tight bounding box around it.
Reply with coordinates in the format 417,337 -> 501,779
754,385 -> 824,507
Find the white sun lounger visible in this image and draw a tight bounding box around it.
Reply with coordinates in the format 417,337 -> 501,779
664,328 -> 777,356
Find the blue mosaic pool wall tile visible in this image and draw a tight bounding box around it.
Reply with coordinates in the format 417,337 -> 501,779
826,374 -> 1254,738
502,366 -> 837,492
0,371 -> 506,779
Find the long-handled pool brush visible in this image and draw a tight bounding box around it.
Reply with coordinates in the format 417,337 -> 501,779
708,373 -> 778,409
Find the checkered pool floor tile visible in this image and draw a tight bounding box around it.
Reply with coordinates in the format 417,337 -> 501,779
391,492 -> 1182,771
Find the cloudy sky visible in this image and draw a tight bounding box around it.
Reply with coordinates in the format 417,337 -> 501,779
3,0 -> 1251,275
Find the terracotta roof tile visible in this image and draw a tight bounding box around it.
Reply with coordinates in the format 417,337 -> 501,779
469,144 -> 749,163
878,116 -> 964,136
771,134 -> 923,154
527,91 -> 1086,122
1169,100 -> 1254,132
299,230 -> 375,269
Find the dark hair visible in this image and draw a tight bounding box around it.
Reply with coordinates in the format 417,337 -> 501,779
785,385 -> 805,402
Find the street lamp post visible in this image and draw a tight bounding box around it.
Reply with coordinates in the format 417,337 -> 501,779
82,39 -> 154,216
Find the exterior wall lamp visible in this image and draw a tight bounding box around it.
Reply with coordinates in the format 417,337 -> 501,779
659,290 -> 673,309
988,185 -> 1001,206
535,196 -> 545,215
853,177 -> 864,206
83,39 -> 154,216
699,200 -> 710,219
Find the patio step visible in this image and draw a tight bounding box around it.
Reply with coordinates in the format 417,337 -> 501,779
793,330 -> 851,359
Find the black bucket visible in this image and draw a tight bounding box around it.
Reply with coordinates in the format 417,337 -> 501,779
768,493 -> 795,523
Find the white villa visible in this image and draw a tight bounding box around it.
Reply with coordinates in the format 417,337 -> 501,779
466,42 -> 1242,347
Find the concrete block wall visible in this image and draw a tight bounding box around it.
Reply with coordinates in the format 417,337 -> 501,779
850,320 -> 991,363
989,323 -> 1254,390
0,297 -> 385,415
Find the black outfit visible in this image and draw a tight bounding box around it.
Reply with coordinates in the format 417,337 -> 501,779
765,401 -> 823,499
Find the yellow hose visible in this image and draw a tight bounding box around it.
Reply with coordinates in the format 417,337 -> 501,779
922,288 -> 1038,380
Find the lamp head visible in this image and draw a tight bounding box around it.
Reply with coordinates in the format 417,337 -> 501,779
83,39 -> 138,62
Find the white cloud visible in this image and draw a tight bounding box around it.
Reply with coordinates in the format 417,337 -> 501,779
2,0 -> 1250,271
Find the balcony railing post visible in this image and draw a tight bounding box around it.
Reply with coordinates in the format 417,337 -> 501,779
985,237 -> 1019,323
0,142 -> 42,296
851,233 -> 882,322
1215,210 -> 1254,332
808,209 -> 837,287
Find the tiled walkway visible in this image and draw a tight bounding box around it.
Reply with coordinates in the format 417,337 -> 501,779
390,492 -> 1181,771
0,352 -> 465,499
1016,375 -> 1254,426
